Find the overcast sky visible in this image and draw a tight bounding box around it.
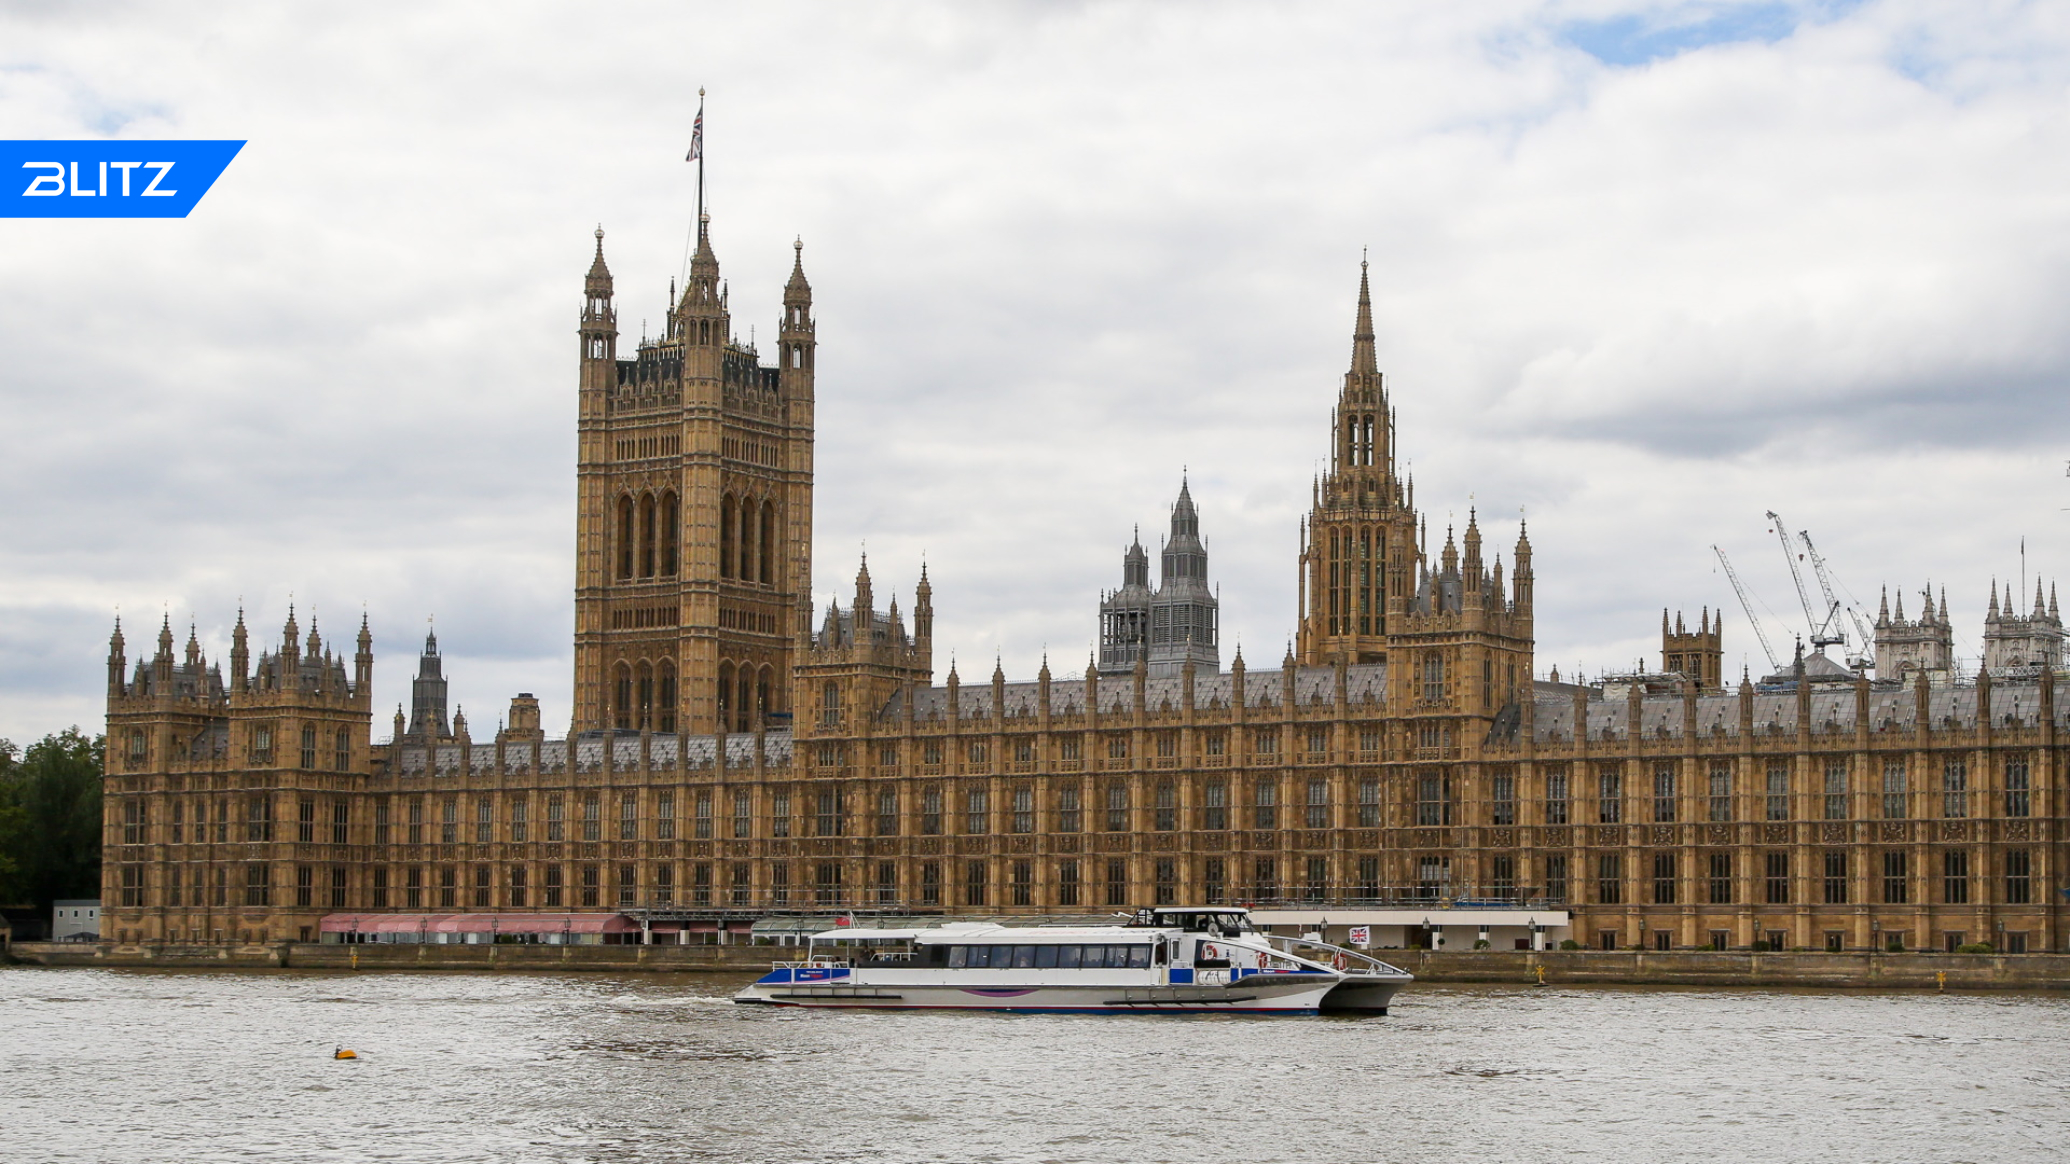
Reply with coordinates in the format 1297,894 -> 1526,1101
3,0 -> 2067,743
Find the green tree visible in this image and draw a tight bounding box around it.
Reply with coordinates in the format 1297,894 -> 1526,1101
0,739 -> 23,900
0,729 -> 104,911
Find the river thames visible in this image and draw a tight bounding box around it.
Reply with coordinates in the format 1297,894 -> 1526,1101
4,967 -> 2066,1163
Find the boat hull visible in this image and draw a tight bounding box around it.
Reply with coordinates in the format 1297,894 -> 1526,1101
1318,973 -> 1411,1014
735,974 -> 1339,1014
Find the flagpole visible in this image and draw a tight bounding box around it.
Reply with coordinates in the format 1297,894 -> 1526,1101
696,87 -> 706,228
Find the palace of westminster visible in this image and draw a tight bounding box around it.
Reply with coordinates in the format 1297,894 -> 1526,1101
96,197 -> 2067,956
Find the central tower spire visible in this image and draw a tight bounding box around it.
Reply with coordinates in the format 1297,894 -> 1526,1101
1351,252 -> 1377,377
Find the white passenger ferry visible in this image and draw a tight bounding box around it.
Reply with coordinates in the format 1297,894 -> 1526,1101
734,906 -> 1412,1015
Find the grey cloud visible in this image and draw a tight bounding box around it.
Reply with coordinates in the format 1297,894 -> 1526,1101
4,1 -> 2069,738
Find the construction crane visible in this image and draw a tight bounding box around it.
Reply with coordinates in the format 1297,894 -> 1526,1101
1713,545 -> 1781,673
1766,510 -> 1846,652
1797,527 -> 1875,668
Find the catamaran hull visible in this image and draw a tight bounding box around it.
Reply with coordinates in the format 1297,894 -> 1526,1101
735,977 -> 1339,1014
1318,974 -> 1411,1014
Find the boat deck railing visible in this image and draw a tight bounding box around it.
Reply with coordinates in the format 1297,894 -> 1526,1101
1256,931 -> 1411,978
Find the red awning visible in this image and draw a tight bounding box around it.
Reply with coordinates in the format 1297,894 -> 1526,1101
319,913 -> 638,935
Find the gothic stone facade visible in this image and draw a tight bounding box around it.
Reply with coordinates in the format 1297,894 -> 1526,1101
98,224 -> 2066,955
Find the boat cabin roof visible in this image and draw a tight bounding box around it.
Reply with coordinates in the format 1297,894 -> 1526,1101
806,921 -> 1172,944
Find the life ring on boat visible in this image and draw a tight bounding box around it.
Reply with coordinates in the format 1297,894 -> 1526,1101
1201,943 -> 1218,961
1256,950 -> 1269,970
1332,951 -> 1348,971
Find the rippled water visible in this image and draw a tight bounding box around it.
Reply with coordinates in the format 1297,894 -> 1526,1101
3,967 -> 2066,1163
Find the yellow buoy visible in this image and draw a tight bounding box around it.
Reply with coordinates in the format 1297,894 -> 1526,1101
334,1047 -> 358,1060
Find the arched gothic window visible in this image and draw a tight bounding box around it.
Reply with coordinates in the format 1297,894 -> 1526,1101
616,497 -> 635,581
719,494 -> 736,579
661,492 -> 680,576
657,662 -> 677,734
759,502 -> 777,585
739,494 -> 757,582
639,494 -> 657,578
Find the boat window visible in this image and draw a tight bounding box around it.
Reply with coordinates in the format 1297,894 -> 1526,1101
989,945 -> 1013,968
946,945 -> 967,968
966,945 -> 987,968
1128,946 -> 1152,969
1034,945 -> 1058,969
1057,945 -> 1081,969
1012,945 -> 1038,969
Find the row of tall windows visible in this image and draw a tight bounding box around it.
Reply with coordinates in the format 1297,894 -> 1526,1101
1565,848 -> 2032,907
715,492 -> 776,585
613,490 -> 682,581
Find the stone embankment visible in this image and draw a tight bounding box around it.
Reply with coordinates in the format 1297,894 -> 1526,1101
7,941 -> 2068,989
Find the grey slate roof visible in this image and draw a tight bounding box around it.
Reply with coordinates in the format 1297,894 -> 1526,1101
891,663 -> 1391,722
397,731 -> 792,777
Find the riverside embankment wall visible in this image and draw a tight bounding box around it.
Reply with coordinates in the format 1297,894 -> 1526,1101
8,941 -> 2069,990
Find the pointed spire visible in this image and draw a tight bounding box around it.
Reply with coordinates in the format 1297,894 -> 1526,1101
1878,586 -> 1890,625
1350,253 -> 1377,376
2036,577 -> 2047,617
1989,578 -> 2001,618
1938,585 -> 1949,626
2052,582 -> 2060,622
587,225 -> 611,286
786,235 -> 811,295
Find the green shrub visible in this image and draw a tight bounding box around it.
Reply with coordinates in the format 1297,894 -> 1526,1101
1955,942 -> 1994,955
1473,939 -> 1491,950
1558,938 -> 1582,951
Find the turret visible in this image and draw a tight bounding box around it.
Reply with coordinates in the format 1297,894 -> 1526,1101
1462,509 -> 1483,605
280,605 -> 299,663
778,237 -> 815,401
407,628 -> 450,740
154,615 -> 174,688
354,613 -> 373,697
579,225 -> 616,363
230,606 -> 249,692
1512,521 -> 1534,612
106,617 -> 126,698
915,565 -> 934,663
854,556 -> 874,645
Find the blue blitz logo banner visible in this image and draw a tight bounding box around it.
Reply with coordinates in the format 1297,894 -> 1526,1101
1,141 -> 245,218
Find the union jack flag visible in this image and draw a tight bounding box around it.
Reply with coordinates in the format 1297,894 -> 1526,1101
686,109 -> 703,162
